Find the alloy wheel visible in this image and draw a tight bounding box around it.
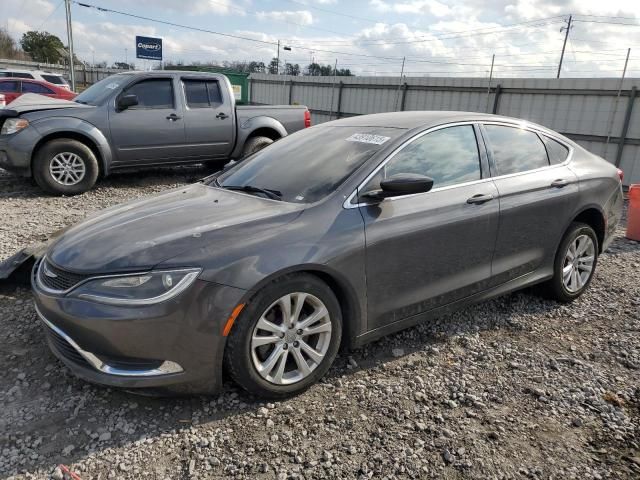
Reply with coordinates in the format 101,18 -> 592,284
562,234 -> 595,293
49,152 -> 86,186
250,292 -> 332,385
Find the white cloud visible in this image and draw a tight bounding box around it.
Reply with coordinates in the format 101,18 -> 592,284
132,0 -> 242,16
370,0 -> 452,18
255,10 -> 314,26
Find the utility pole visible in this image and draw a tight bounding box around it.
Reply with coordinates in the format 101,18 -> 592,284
125,48 -> 128,68
605,47 -> 631,146
276,40 -> 281,75
486,54 -> 495,112
328,59 -> 338,120
395,56 -> 405,111
64,0 -> 76,91
557,15 -> 572,79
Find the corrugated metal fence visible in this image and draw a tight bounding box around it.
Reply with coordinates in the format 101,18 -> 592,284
248,73 -> 640,186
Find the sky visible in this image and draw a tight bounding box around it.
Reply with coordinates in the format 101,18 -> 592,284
3,0 -> 640,78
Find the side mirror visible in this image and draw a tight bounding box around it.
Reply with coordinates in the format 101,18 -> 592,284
117,94 -> 138,111
362,174 -> 434,201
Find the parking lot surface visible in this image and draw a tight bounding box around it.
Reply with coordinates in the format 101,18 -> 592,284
1,168 -> 639,479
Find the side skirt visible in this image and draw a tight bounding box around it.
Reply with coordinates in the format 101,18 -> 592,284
352,269 -> 553,348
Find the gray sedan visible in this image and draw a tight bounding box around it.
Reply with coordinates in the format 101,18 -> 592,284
31,111 -> 624,397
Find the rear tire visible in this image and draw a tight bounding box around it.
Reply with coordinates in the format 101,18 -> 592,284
541,222 -> 598,302
224,274 -> 342,398
33,139 -> 99,195
241,136 -> 273,159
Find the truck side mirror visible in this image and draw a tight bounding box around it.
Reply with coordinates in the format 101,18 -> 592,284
117,94 -> 138,111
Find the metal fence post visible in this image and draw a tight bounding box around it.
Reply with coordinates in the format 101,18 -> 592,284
248,78 -> 253,104
336,81 -> 344,118
400,82 -> 408,111
288,80 -> 294,105
492,84 -> 502,114
615,85 -> 637,167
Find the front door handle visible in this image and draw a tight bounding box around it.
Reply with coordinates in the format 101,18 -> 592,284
467,193 -> 494,204
216,112 -> 229,119
166,113 -> 182,121
550,179 -> 570,188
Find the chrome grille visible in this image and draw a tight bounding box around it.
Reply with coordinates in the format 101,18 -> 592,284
44,327 -> 92,369
39,260 -> 88,292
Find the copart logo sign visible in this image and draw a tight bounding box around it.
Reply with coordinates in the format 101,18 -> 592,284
135,36 -> 163,61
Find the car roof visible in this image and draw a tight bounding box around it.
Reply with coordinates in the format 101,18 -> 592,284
324,111 -> 539,130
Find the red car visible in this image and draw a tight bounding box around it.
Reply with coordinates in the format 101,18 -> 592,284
0,78 -> 76,105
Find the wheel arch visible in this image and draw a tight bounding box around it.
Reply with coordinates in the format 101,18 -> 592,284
237,264 -> 363,350
571,206 -> 606,253
32,131 -> 108,178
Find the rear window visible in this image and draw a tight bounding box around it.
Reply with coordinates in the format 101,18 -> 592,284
0,81 -> 19,92
11,72 -> 34,79
41,74 -> 68,85
22,82 -> 54,94
484,125 -> 549,175
183,79 -> 223,108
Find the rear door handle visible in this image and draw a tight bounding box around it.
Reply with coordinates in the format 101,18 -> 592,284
216,112 -> 229,119
550,179 -> 570,188
166,113 -> 181,121
466,193 -> 494,204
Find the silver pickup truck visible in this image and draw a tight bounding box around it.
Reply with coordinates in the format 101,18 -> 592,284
0,71 -> 310,195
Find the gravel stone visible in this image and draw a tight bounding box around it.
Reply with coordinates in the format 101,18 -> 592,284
1,168 -> 638,479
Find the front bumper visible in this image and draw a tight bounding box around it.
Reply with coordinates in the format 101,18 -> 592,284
0,129 -> 39,177
32,269 -> 246,394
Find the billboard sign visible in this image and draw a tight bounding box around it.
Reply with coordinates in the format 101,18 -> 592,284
136,36 -> 162,60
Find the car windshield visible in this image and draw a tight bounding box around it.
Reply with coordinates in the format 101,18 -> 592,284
215,126 -> 404,203
74,74 -> 133,105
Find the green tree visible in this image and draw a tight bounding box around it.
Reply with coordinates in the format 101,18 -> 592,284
284,63 -> 300,76
20,31 -> 65,63
268,57 -> 280,74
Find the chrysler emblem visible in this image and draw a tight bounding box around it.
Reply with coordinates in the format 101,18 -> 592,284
43,263 -> 58,278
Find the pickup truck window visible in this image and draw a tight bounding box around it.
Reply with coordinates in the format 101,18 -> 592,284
217,126 -> 404,204
124,79 -> 174,109
74,74 -> 133,105
183,79 -> 222,108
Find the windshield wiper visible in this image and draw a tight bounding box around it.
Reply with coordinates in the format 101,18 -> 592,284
223,184 -> 283,201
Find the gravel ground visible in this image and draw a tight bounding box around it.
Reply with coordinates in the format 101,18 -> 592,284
1,168 -> 639,480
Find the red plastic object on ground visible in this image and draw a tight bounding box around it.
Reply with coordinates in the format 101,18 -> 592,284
627,184 -> 640,241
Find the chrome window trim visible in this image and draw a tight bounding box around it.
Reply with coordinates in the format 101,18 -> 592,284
35,303 -> 183,377
343,119 -> 575,209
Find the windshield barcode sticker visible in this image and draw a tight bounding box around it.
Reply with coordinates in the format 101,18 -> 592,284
345,133 -> 390,145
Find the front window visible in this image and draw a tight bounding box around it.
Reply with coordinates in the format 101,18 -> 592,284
122,79 -> 174,109
215,126 -> 404,203
74,74 -> 133,105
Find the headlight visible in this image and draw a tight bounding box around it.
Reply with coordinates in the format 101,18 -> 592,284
70,268 -> 201,305
1,118 -> 29,135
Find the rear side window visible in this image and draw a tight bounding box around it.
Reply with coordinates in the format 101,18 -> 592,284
11,72 -> 35,79
183,79 -> 223,108
542,135 -> 570,164
41,74 -> 67,85
22,82 -> 54,94
484,125 -> 549,175
0,81 -> 19,92
366,125 -> 481,191
124,79 -> 174,109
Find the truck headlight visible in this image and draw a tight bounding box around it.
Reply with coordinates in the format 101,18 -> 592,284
70,268 -> 201,305
1,118 -> 29,135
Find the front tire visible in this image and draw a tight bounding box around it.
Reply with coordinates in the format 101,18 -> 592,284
543,222 -> 598,302
224,274 -> 342,398
33,139 -> 99,195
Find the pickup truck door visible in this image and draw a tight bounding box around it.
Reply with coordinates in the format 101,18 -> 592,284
108,77 -> 187,164
180,77 -> 234,160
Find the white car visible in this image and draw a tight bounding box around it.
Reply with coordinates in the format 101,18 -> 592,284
0,69 -> 70,89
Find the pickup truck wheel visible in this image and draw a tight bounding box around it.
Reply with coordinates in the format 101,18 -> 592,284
33,139 -> 99,195
242,136 -> 273,159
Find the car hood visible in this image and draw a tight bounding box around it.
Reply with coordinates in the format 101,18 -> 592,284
2,93 -> 91,116
47,183 -> 303,273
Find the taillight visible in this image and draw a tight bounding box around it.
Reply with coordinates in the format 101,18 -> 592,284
617,168 -> 624,182
304,110 -> 311,128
